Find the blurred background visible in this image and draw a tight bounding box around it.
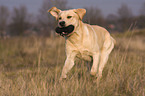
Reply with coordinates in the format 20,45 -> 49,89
0,0 -> 145,95
0,0 -> 145,38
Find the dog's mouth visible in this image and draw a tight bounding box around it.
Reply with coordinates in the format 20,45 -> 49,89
55,25 -> 74,37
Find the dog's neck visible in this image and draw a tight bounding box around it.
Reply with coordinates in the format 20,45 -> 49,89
65,20 -> 85,47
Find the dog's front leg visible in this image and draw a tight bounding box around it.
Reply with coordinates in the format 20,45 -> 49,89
60,52 -> 77,80
90,52 -> 100,76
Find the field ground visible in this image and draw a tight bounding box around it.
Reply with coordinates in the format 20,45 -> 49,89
0,29 -> 145,96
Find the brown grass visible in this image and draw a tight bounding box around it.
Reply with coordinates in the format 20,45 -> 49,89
0,30 -> 144,96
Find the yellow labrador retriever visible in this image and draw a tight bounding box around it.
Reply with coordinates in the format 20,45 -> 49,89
48,7 -> 116,81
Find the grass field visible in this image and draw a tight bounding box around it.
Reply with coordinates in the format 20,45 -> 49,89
0,29 -> 144,96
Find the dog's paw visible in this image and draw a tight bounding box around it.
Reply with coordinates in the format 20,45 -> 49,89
59,77 -> 67,83
59,75 -> 67,81
90,71 -> 97,76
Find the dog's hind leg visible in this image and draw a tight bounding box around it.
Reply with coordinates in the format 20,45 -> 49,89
98,40 -> 114,78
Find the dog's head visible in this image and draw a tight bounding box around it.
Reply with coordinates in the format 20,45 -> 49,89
48,7 -> 86,36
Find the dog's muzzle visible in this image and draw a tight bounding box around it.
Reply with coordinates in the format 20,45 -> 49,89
55,25 -> 74,36
59,21 -> 65,27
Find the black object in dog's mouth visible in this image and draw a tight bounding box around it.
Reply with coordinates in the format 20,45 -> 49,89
55,25 -> 74,36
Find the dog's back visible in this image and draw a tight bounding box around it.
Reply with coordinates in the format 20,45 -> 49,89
84,24 -> 113,50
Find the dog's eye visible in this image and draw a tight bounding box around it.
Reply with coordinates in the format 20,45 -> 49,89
67,16 -> 72,19
59,17 -> 62,20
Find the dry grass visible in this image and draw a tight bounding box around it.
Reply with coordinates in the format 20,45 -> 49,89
0,30 -> 144,96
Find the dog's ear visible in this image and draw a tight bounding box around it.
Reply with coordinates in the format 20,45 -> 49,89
48,7 -> 61,19
74,8 -> 86,20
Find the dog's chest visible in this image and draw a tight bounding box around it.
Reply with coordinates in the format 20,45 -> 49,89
66,38 -> 94,61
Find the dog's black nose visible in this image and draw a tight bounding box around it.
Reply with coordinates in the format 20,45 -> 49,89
59,21 -> 65,27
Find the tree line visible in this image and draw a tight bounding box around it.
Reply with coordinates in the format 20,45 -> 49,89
0,0 -> 145,37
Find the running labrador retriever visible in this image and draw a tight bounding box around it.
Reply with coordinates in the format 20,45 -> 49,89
48,7 -> 116,81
